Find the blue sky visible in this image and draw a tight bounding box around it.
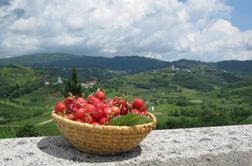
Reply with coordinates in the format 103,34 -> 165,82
226,0 -> 252,31
0,0 -> 252,61
179,0 -> 252,31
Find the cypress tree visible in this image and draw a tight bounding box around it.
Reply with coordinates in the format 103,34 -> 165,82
62,67 -> 82,97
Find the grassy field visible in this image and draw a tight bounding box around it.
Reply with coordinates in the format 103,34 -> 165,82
103,67 -> 252,129
37,121 -> 60,136
0,67 -> 63,138
0,126 -> 17,138
0,122 -> 60,138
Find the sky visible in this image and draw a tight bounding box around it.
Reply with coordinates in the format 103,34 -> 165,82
0,0 -> 252,61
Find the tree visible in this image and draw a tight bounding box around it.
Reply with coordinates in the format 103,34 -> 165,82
16,125 -> 40,137
62,67 -> 82,97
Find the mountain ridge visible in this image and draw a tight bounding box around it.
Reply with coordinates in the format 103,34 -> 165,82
0,53 -> 252,74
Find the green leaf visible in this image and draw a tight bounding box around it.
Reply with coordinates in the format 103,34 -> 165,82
110,113 -> 153,126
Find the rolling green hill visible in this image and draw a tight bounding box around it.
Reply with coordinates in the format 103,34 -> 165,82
218,77 -> 252,105
0,66 -> 63,138
174,59 -> 252,75
215,60 -> 252,74
105,67 -> 242,93
0,53 -> 75,66
0,65 -> 42,98
101,67 -> 252,129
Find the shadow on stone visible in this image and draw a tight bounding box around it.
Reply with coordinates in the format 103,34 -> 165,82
37,136 -> 142,163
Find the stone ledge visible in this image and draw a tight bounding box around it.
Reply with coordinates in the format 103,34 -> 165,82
1,125 -> 252,166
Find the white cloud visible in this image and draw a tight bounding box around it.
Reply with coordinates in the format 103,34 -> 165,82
186,0 -> 231,19
0,0 -> 252,61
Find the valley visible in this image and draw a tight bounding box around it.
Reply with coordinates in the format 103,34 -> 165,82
0,54 -> 252,138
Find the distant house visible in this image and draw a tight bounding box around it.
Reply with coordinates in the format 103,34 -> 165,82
171,64 -> 180,71
108,70 -> 127,74
81,80 -> 97,89
172,64 -> 175,71
182,69 -> 191,72
44,81 -> 50,86
57,76 -> 63,84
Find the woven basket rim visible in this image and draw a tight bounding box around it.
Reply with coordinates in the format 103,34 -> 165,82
51,111 -> 156,129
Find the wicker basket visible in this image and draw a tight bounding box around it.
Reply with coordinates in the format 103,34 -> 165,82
52,111 -> 156,155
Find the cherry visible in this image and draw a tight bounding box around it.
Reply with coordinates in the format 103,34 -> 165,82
131,109 -> 140,114
104,107 -> 112,116
85,104 -> 96,113
95,89 -> 106,100
91,109 -> 104,120
111,106 -> 120,116
99,117 -> 109,125
133,98 -> 145,109
55,102 -> 66,114
64,113 -> 75,120
75,108 -> 86,119
120,107 -> 128,115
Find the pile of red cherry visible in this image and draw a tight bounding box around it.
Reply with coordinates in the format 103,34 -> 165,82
54,89 -> 148,125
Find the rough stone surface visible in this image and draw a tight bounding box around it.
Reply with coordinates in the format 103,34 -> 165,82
1,125 -> 252,166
